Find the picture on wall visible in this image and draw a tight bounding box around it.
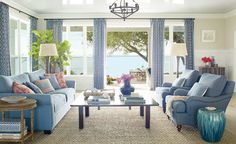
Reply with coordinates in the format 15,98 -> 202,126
202,30 -> 216,42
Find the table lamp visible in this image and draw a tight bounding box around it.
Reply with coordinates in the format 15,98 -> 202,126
39,43 -> 58,73
170,43 -> 188,78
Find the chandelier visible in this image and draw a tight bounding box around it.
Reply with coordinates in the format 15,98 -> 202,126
109,0 -> 139,21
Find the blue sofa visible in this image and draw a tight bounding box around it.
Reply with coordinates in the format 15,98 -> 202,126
155,69 -> 200,113
0,69 -> 76,134
166,73 -> 235,131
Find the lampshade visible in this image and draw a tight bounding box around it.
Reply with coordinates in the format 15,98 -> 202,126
39,44 -> 58,56
170,43 -> 188,56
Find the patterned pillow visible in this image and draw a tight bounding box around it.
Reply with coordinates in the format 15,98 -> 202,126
55,72 -> 67,88
24,82 -> 43,94
12,81 -> 35,94
34,79 -> 55,93
40,75 -> 61,90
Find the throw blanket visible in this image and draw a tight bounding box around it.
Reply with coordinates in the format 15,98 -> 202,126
166,96 -> 188,118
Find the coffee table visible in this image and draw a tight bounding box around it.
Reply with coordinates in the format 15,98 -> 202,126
71,92 -> 159,129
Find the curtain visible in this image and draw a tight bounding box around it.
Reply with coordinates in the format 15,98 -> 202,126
0,2 -> 11,76
93,18 -> 106,89
150,18 -> 165,90
30,17 -> 38,71
46,19 -> 63,43
184,18 -> 195,70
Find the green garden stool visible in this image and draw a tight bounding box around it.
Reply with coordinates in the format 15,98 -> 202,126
197,107 -> 225,143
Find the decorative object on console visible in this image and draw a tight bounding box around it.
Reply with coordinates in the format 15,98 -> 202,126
117,74 -> 135,95
109,0 -> 139,21
170,43 -> 188,78
201,56 -> 214,67
199,66 -> 225,76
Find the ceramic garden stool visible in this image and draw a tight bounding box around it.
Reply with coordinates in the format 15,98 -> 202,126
197,107 -> 225,143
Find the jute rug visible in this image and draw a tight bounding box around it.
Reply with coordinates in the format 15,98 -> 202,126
21,107 -> 236,144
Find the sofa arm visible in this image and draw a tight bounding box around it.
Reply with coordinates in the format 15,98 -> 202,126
172,100 -> 187,113
162,82 -> 172,87
0,93 -> 52,105
174,89 -> 189,96
66,80 -> 76,89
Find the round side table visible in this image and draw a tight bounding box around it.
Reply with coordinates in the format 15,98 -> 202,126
197,107 -> 225,143
0,98 -> 37,144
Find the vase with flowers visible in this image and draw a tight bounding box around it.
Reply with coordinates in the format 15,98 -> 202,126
201,57 -> 213,67
117,74 -> 135,95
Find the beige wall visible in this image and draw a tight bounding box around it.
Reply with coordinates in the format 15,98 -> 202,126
225,15 -> 236,49
194,19 -> 225,50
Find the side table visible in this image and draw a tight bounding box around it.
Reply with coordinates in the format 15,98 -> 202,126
0,99 -> 37,144
197,107 -> 225,143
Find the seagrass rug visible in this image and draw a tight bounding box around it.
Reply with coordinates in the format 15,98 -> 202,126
18,107 -> 236,144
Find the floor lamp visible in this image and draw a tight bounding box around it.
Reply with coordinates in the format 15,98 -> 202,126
170,43 -> 188,78
39,44 -> 58,73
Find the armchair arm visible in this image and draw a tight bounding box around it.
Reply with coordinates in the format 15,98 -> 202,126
162,82 -> 172,87
66,80 -> 76,89
172,100 -> 187,113
174,89 -> 189,96
186,95 -> 231,104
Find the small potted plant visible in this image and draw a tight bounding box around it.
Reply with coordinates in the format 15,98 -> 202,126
117,74 -> 135,95
201,57 -> 213,67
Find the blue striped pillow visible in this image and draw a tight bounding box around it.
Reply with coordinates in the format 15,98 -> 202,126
34,79 -> 55,94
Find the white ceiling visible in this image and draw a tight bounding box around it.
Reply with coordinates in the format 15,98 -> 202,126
9,0 -> 236,15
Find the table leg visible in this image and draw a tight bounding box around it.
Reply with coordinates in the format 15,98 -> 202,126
79,106 -> 84,129
31,109 -> 34,140
129,106 -> 131,110
145,106 -> 150,128
20,110 -> 25,143
140,106 -> 144,117
85,106 -> 89,117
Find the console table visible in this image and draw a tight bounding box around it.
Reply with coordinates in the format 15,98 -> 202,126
199,66 -> 225,76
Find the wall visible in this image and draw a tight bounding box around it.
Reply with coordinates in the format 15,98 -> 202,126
37,18 -> 46,31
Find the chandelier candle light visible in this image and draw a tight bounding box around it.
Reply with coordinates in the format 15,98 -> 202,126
109,0 -> 139,21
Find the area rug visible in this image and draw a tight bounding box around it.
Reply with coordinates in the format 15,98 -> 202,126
22,107 -> 236,144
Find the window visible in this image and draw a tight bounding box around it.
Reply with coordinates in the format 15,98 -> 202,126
9,14 -> 31,75
63,21 -> 93,75
164,22 -> 185,76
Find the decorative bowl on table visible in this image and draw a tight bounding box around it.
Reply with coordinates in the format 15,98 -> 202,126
0,96 -> 26,103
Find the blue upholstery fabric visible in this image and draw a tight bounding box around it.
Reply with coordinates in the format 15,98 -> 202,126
181,70 -> 200,87
174,89 -> 189,96
28,69 -> 45,82
172,100 -> 186,113
30,17 -> 38,71
172,78 -> 186,87
40,75 -> 61,90
50,88 -> 75,103
24,82 -> 43,94
46,19 -> 63,43
0,2 -> 11,76
187,83 -> 208,97
0,75 -> 13,93
11,74 -> 31,84
51,94 -> 67,113
199,73 -> 227,97
184,19 -> 194,70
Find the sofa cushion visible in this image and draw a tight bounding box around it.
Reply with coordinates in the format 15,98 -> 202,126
199,73 -> 227,97
40,75 -> 61,90
51,94 -> 67,113
181,70 -> 200,87
172,78 -> 186,87
55,72 -> 67,88
34,79 -> 55,93
11,74 -> 30,84
187,83 -> 208,97
12,82 -> 35,94
50,88 -> 75,103
24,82 -> 43,94
0,75 -> 13,93
28,69 -> 45,82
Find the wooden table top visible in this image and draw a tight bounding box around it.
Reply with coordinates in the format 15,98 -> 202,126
0,99 -> 37,111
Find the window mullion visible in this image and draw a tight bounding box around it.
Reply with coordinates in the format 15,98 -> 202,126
83,26 -> 87,75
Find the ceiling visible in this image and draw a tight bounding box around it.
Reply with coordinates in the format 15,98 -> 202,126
9,0 -> 236,15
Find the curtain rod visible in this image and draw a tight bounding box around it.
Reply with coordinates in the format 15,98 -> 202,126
2,2 -> 38,19
44,18 -> 195,20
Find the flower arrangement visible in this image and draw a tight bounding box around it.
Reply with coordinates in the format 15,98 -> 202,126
201,57 -> 213,63
117,74 -> 134,84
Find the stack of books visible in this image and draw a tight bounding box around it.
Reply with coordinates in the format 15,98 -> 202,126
0,119 -> 27,139
124,96 -> 145,104
87,96 -> 110,105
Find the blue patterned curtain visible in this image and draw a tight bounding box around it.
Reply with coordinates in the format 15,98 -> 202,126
46,19 -> 63,43
150,19 -> 165,89
30,17 -> 38,71
184,19 -> 194,70
93,18 -> 106,89
0,2 -> 11,76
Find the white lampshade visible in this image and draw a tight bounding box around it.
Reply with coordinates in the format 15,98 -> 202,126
170,43 -> 188,56
39,43 -> 58,56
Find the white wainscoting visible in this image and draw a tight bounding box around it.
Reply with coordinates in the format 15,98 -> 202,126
64,75 -> 94,91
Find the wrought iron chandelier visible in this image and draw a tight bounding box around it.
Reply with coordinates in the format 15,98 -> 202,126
109,0 -> 139,21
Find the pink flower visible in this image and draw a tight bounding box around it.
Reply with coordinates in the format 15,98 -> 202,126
117,74 -> 134,84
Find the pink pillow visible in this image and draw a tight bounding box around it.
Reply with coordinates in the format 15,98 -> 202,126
12,82 -> 35,94
55,72 -> 67,88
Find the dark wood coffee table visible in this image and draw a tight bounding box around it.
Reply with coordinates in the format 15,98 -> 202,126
71,92 -> 159,129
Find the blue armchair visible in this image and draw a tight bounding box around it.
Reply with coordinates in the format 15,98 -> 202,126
167,73 -> 235,131
155,69 -> 200,113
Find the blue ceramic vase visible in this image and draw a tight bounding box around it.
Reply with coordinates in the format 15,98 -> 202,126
120,80 -> 135,95
197,108 -> 225,143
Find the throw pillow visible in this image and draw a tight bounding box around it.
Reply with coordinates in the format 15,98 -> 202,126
24,82 -> 43,94
0,75 -> 13,93
34,79 -> 55,93
40,75 -> 61,90
55,72 -> 67,88
172,78 -> 186,87
12,81 -> 35,94
187,83 -> 208,97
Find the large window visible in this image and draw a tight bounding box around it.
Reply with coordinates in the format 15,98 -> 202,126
9,14 -> 31,75
63,21 -> 93,75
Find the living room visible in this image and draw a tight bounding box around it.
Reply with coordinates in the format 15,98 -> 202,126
0,0 -> 236,143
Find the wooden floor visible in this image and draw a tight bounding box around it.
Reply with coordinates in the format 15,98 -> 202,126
225,93 -> 236,135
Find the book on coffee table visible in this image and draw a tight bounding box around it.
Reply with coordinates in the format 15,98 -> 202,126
87,96 -> 110,105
